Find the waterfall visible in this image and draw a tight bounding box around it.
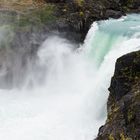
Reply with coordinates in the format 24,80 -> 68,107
0,14 -> 139,140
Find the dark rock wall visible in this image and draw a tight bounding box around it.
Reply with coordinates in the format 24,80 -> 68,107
96,50 -> 140,140
49,0 -> 140,41
0,0 -> 140,42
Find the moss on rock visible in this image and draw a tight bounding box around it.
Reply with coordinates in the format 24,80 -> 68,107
96,50 -> 140,140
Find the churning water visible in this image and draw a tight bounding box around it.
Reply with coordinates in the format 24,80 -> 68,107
0,14 -> 140,140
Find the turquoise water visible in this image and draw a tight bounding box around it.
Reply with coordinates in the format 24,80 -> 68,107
86,14 -> 140,66
99,14 -> 140,35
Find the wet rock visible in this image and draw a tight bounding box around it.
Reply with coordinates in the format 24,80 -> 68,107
96,50 -> 140,140
105,10 -> 122,19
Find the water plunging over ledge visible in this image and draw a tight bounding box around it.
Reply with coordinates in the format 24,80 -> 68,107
0,14 -> 140,140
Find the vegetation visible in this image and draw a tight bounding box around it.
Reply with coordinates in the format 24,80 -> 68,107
15,4 -> 56,27
109,134 -> 115,140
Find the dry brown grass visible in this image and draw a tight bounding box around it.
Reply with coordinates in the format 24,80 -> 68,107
0,0 -> 46,11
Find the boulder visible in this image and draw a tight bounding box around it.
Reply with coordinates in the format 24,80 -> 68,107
105,10 -> 122,18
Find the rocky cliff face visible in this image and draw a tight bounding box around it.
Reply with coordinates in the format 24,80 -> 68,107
45,0 -> 140,41
0,0 -> 140,42
96,50 -> 140,140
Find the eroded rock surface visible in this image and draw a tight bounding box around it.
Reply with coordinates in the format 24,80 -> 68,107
96,50 -> 140,140
0,0 -> 140,42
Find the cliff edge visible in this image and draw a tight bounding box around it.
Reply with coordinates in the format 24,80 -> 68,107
96,50 -> 140,140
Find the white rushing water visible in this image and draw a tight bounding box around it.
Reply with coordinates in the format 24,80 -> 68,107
0,14 -> 140,140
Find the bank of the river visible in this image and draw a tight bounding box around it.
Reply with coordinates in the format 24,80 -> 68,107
0,0 -> 140,42
96,50 -> 140,140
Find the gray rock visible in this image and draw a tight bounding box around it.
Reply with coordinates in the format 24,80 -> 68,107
105,10 -> 122,19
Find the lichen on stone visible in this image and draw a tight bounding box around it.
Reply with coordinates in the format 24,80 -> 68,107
108,134 -> 115,140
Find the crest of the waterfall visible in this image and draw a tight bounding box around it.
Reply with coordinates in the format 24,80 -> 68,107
83,22 -> 99,50
82,14 -> 140,68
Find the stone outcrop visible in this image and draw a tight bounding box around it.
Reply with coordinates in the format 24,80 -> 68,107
49,0 -> 140,41
96,50 -> 140,140
0,0 -> 140,42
